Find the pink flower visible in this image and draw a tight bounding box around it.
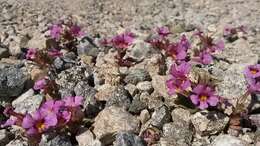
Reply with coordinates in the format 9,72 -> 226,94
33,78 -> 47,91
170,62 -> 191,78
156,26 -> 171,38
69,25 -> 85,37
166,77 -> 191,95
50,24 -> 62,40
63,96 -> 84,107
166,35 -> 190,61
111,31 -> 135,49
1,116 -> 17,128
48,49 -> 63,58
198,51 -> 213,65
26,48 -> 37,60
246,78 -> 260,93
166,62 -> 191,95
244,64 -> 260,79
22,110 -> 57,135
190,84 -> 219,109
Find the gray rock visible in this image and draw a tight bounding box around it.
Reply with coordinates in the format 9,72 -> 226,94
171,108 -> 191,123
114,132 -> 146,146
39,135 -> 72,146
76,129 -> 102,146
136,81 -> 153,94
139,109 -> 150,124
0,65 -> 28,98
124,69 -> 151,85
211,134 -> 247,146
6,139 -> 28,146
125,84 -> 138,97
74,81 -> 97,105
0,47 -> 9,59
106,85 -> 132,110
126,40 -> 152,62
128,97 -> 147,114
191,111 -> 229,136
93,106 -> 140,145
151,105 -> 171,129
77,38 -> 99,57
0,129 -> 13,146
53,57 -> 64,70
151,75 -> 170,98
12,89 -> 43,114
162,122 -> 193,146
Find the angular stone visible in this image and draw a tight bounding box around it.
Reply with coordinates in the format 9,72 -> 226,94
151,75 -> 170,98
114,131 -> 146,146
39,135 -> 72,146
211,134 -> 248,146
136,81 -> 153,94
171,108 -> 191,123
0,65 -> 28,98
139,109 -> 150,124
124,69 -> 151,85
0,47 -> 9,59
191,111 -> 229,136
128,97 -> 147,114
150,105 -> 171,129
95,84 -> 116,101
93,106 -> 140,144
12,89 -> 43,114
106,85 -> 132,110
76,129 -> 96,146
0,129 -> 13,146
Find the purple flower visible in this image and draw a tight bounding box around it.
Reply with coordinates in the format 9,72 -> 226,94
69,25 -> 85,37
40,100 -> 64,117
63,96 -> 84,107
244,64 -> 260,79
246,77 -> 260,93
111,31 -> 134,49
166,77 -> 191,95
156,26 -> 171,38
166,43 -> 187,60
198,51 -> 213,65
178,35 -> 191,51
33,78 -> 47,91
190,84 -> 219,109
50,24 -> 62,40
22,110 -> 57,135
1,116 -> 17,128
26,48 -> 37,60
48,49 -> 63,58
170,62 -> 191,78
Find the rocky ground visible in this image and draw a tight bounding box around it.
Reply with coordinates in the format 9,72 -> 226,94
1,0 -> 260,146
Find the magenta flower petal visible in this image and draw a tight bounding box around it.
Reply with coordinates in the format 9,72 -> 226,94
199,52 -> 213,65
199,101 -> 208,109
50,24 -> 62,40
26,48 -> 37,60
48,49 -> 63,58
33,78 -> 47,91
69,25 -> 85,37
74,96 -> 84,106
22,114 -> 34,129
190,95 -> 199,105
192,85 -> 204,94
44,115 -> 58,127
26,127 -> 38,135
156,26 -> 171,37
207,96 -> 219,106
1,116 -> 17,128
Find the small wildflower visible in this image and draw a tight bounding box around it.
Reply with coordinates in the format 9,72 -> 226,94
40,100 -> 64,118
50,24 -> 63,40
190,84 -> 219,109
26,48 -> 37,60
69,25 -> 85,37
244,64 -> 260,79
48,49 -> 63,58
33,78 -> 47,91
111,31 -> 135,49
156,26 -> 171,38
166,35 -> 190,60
197,51 -> 213,65
63,96 -> 84,107
1,116 -> 17,128
22,110 -> 57,135
166,62 -> 191,95
223,25 -> 247,38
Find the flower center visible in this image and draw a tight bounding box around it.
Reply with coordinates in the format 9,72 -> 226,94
200,95 -> 208,102
36,121 -> 45,132
250,69 -> 258,74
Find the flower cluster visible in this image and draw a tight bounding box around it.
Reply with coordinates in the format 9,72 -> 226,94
224,25 -> 247,41
166,62 -> 191,95
244,64 -> 260,93
1,96 -> 84,137
101,31 -> 136,66
33,77 -> 59,98
192,31 -> 224,65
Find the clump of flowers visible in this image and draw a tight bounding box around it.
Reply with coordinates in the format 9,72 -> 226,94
244,64 -> 260,93
1,96 -> 84,143
33,77 -> 59,98
224,25 -> 247,41
101,31 -> 136,66
192,31 -> 224,65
